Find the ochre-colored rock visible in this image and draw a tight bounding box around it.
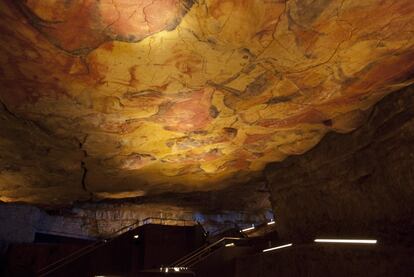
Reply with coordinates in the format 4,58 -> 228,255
1,0 -> 414,204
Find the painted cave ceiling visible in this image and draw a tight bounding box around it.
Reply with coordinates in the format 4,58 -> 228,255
0,0 -> 414,205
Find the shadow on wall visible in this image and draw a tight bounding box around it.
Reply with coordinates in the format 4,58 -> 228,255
265,85 -> 414,245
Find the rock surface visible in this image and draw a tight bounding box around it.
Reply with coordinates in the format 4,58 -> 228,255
1,0 -> 414,204
0,201 -> 270,242
265,86 -> 414,242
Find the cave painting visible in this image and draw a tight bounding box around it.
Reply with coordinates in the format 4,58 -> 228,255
0,0 -> 414,204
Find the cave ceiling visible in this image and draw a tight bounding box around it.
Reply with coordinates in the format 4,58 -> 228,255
0,0 -> 414,205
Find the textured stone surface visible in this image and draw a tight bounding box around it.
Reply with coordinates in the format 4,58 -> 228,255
0,201 -> 270,243
265,86 -> 414,242
1,0 -> 414,204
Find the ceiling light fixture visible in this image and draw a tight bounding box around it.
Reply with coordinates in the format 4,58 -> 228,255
241,225 -> 255,232
262,243 -> 293,252
314,239 -> 377,244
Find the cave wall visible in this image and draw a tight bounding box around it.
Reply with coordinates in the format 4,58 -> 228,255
0,202 -> 270,244
0,169 -> 271,245
265,86 -> 414,243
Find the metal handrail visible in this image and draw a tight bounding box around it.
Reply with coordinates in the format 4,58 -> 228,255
187,244 -> 228,268
181,239 -> 240,268
209,223 -> 239,237
34,229 -> 97,241
38,240 -> 106,277
141,217 -> 197,226
171,237 -> 245,268
37,219 -> 141,276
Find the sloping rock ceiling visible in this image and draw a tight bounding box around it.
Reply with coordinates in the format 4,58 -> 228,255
0,0 -> 414,205
265,86 -> 414,243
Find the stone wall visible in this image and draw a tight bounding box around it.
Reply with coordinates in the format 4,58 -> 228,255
0,201 -> 271,244
0,160 -> 272,245
265,86 -> 414,243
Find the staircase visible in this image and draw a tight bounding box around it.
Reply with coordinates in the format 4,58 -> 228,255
5,218 -> 278,276
139,219 -> 278,276
9,217 -> 202,277
36,220 -> 142,277
170,237 -> 247,268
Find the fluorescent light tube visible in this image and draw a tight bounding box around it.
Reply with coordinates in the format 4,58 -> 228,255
314,239 -> 377,244
263,243 -> 293,252
241,225 -> 255,232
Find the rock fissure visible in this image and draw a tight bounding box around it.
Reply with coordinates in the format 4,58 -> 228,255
78,136 -> 92,199
1,0 -> 414,204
